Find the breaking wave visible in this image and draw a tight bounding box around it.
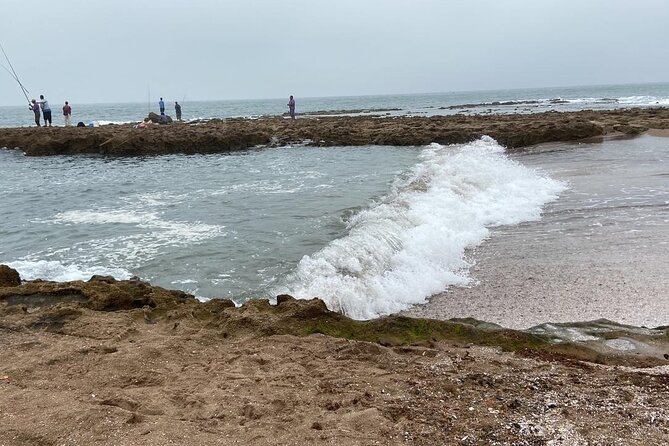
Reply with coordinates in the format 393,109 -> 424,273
282,137 -> 567,319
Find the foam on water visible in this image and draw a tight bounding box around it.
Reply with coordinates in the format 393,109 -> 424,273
6,260 -> 133,282
282,137 -> 567,319
24,208 -> 226,273
52,209 -> 157,225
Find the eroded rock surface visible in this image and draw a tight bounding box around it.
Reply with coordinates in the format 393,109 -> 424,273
1,108 -> 668,156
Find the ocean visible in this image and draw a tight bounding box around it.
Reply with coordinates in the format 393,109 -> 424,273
1,82 -> 668,128
1,83 -> 668,326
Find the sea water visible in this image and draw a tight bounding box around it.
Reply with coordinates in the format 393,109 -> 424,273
1,82 -> 668,128
2,83 -> 668,322
0,138 -> 564,319
280,138 -> 565,319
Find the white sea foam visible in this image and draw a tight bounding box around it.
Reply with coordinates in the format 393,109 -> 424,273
618,95 -> 669,106
282,137 -> 567,320
53,209 -> 157,225
40,209 -> 225,268
5,260 -> 133,282
97,120 -> 135,126
210,180 -> 306,196
172,279 -> 198,284
125,191 -> 189,207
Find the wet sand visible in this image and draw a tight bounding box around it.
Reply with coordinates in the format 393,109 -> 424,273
403,135 -> 669,329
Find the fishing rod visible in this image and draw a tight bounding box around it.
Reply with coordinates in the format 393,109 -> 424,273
0,43 -> 31,104
0,62 -> 17,79
0,62 -> 30,100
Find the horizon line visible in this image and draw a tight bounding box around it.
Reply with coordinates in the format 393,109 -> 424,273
1,80 -> 667,107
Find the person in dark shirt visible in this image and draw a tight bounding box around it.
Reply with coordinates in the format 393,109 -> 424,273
175,101 -> 182,121
63,101 -> 72,127
29,99 -> 41,127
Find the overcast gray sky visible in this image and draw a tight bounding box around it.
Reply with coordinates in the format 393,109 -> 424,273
1,0 -> 667,105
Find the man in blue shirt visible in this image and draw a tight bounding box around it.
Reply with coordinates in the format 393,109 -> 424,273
159,97 -> 165,114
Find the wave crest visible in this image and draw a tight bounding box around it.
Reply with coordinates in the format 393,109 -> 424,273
281,137 -> 567,319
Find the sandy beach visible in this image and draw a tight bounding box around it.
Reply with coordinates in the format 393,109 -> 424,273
1,268 -> 669,445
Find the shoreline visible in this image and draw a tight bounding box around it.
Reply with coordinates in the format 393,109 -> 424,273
0,108 -> 667,156
402,135 -> 669,330
2,109 -> 669,443
1,267 -> 669,444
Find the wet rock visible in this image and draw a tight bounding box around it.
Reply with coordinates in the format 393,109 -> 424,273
276,294 -> 295,305
13,292 -> 88,307
0,265 -> 21,287
613,124 -> 647,135
203,298 -> 236,312
88,275 -> 117,284
148,112 -> 173,124
276,297 -> 330,319
1,108 -> 668,157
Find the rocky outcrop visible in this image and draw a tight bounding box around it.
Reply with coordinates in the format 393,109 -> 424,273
0,270 -> 194,312
147,112 -> 173,124
1,265 -> 667,366
1,108 -> 668,156
2,264 -> 669,444
0,264 -> 20,287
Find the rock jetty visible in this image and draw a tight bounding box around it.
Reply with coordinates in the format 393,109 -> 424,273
1,108 -> 667,156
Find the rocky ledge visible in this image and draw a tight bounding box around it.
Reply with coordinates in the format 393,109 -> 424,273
1,265 -> 669,444
0,108 -> 668,156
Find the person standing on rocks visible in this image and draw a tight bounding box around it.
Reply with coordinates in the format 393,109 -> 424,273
37,94 -> 52,127
175,101 -> 182,121
62,101 -> 72,127
287,95 -> 296,119
29,99 -> 41,127
159,97 -> 165,114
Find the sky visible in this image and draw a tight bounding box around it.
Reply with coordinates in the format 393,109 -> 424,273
1,0 -> 668,105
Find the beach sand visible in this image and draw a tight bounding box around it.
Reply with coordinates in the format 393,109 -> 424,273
401,228 -> 669,330
1,273 -> 668,445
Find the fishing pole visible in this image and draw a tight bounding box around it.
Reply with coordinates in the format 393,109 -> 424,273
0,43 -> 31,104
0,62 -> 30,99
0,62 -> 17,80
